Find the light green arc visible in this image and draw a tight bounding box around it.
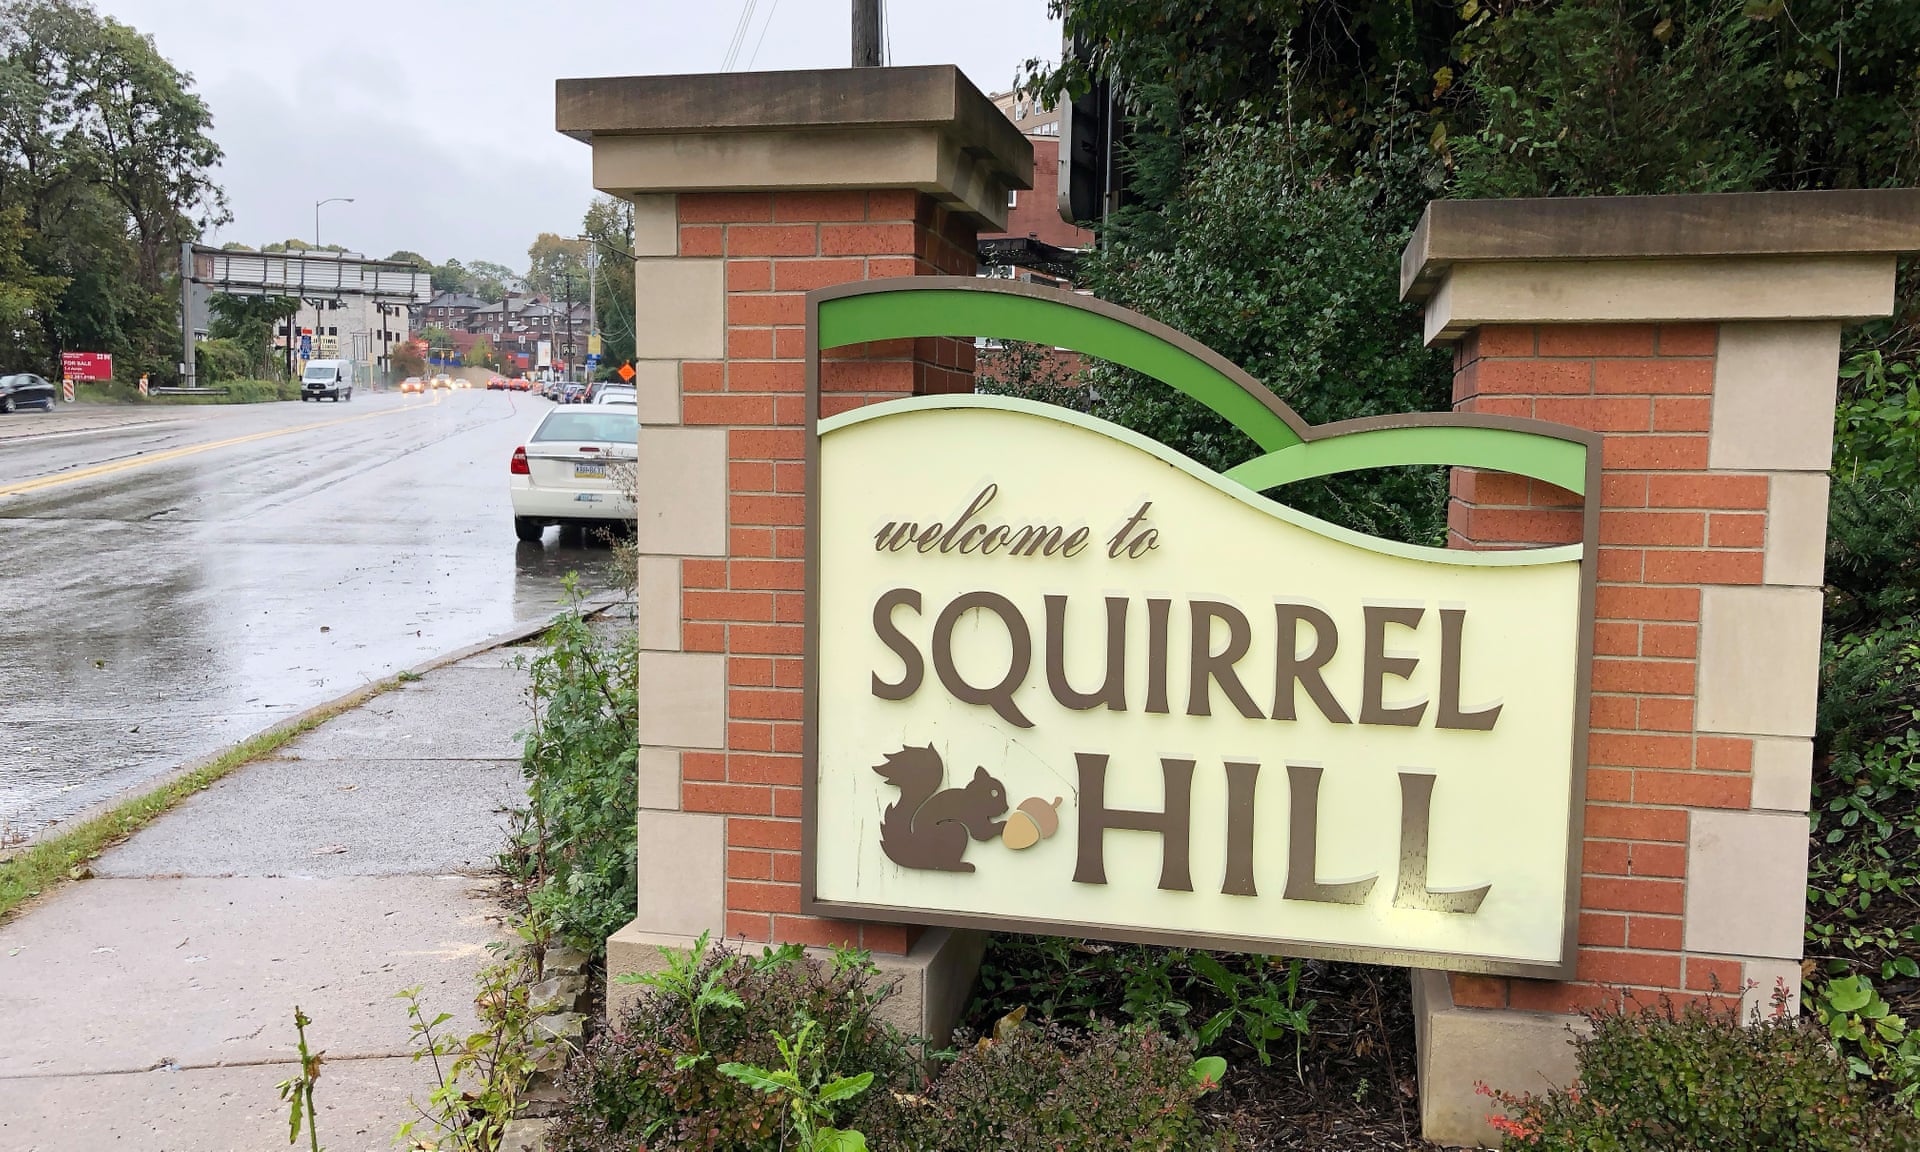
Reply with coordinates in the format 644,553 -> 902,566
816,289 -> 1589,498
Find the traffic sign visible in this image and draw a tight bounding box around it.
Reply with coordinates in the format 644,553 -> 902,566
616,361 -> 635,383
299,335 -> 311,359
585,353 -> 601,366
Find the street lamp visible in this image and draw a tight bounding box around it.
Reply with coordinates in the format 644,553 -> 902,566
315,197 -> 354,248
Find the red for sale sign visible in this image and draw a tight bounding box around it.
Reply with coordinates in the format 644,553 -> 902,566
60,351 -> 113,381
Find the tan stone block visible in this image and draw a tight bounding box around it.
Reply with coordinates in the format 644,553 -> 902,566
636,809 -> 725,934
631,360 -> 679,425
630,193 -> 677,256
1710,324 -> 1843,471
593,128 -> 1012,231
1683,809 -> 1810,960
634,258 -> 725,361
635,556 -> 680,651
637,651 -> 725,747
1742,958 -> 1803,1022
1750,737 -> 1813,812
637,746 -> 680,811
1424,255 -> 1895,344
635,427 -> 727,556
604,923 -> 985,1044
1696,586 -> 1823,738
1763,472 -> 1830,587
1413,968 -> 1582,1147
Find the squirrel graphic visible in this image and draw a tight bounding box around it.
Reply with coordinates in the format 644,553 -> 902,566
873,745 -> 1009,873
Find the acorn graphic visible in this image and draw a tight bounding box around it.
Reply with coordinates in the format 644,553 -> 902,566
1002,796 -> 1063,850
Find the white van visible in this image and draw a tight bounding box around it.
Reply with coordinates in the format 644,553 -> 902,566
300,359 -> 356,402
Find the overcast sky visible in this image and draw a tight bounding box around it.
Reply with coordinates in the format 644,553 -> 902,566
95,0 -> 1061,271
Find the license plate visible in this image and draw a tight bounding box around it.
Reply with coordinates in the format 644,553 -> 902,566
573,462 -> 606,478
575,493 -> 603,503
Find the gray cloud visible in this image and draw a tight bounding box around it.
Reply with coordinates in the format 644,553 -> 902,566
96,0 -> 1060,270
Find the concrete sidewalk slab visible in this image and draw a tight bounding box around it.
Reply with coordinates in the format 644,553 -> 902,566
0,876 -> 497,1078
0,1055 -> 440,1152
94,757 -> 522,878
281,667 -> 533,761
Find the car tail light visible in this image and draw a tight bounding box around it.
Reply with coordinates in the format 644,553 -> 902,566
510,446 -> 530,475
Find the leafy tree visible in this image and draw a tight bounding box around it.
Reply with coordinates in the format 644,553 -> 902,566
466,259 -> 518,301
384,248 -> 428,267
526,231 -> 586,296
582,195 -> 634,371
0,202 -> 65,370
467,335 -> 494,370
388,339 -> 424,381
207,292 -> 296,376
1,0 -> 229,381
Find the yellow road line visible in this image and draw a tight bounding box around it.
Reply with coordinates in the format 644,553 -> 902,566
0,395 -> 439,498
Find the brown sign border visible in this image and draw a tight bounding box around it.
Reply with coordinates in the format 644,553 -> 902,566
800,277 -> 1599,980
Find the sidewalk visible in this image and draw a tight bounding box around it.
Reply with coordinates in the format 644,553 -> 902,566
0,644 -> 537,1151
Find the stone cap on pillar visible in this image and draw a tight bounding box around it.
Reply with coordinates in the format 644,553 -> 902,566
555,65 -> 1034,231
1400,189 -> 1920,343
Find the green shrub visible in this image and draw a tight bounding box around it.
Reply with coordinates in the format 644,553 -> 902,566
1078,114 -> 1451,546
72,377 -> 296,404
505,589 -> 639,955
895,1019 -> 1231,1152
1487,999 -> 1919,1150
546,938 -> 920,1152
549,935 -> 1231,1152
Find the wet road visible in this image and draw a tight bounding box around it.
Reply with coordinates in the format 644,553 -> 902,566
0,390 -> 619,838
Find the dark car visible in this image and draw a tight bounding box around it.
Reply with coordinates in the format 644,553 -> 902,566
560,383 -> 589,404
0,373 -> 57,413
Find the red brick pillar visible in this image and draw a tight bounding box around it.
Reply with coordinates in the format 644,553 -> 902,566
1402,191 -> 1920,1146
674,188 -> 980,952
1448,321 -> 1756,1016
554,66 -> 1031,1039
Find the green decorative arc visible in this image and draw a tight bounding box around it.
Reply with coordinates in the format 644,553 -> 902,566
817,287 -> 1304,452
814,283 -> 1592,497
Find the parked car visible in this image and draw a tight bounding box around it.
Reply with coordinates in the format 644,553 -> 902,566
592,385 -> 638,407
300,359 -> 356,402
560,383 -> 589,404
508,407 -> 638,543
0,373 -> 57,413
399,376 -> 425,394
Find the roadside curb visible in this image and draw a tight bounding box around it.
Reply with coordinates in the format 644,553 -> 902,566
10,590 -> 628,854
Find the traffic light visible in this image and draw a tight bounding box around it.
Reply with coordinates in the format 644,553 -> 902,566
1057,33 -> 1121,227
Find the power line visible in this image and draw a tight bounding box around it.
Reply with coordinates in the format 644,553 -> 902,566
747,0 -> 783,70
722,0 -> 760,71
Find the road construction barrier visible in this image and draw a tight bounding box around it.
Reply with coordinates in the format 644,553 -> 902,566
62,378 -> 74,403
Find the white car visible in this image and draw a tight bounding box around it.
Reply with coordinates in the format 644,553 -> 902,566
592,386 -> 637,406
509,407 -> 638,543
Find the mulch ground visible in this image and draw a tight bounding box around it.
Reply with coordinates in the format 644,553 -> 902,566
1200,962 -> 1445,1150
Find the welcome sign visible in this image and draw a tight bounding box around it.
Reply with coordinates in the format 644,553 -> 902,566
802,280 -> 1597,978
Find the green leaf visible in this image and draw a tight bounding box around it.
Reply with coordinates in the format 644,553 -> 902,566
1187,1055 -> 1228,1090
721,1059 -> 794,1090
814,1128 -> 869,1152
818,1071 -> 875,1104
1895,957 -> 1918,978
1827,975 -> 1873,1014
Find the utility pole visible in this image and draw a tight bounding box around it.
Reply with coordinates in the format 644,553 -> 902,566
585,242 -> 597,380
179,241 -> 196,389
852,0 -> 881,66
564,272 -> 575,383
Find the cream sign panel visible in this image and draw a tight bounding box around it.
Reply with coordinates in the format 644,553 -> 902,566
809,395 -> 1587,974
